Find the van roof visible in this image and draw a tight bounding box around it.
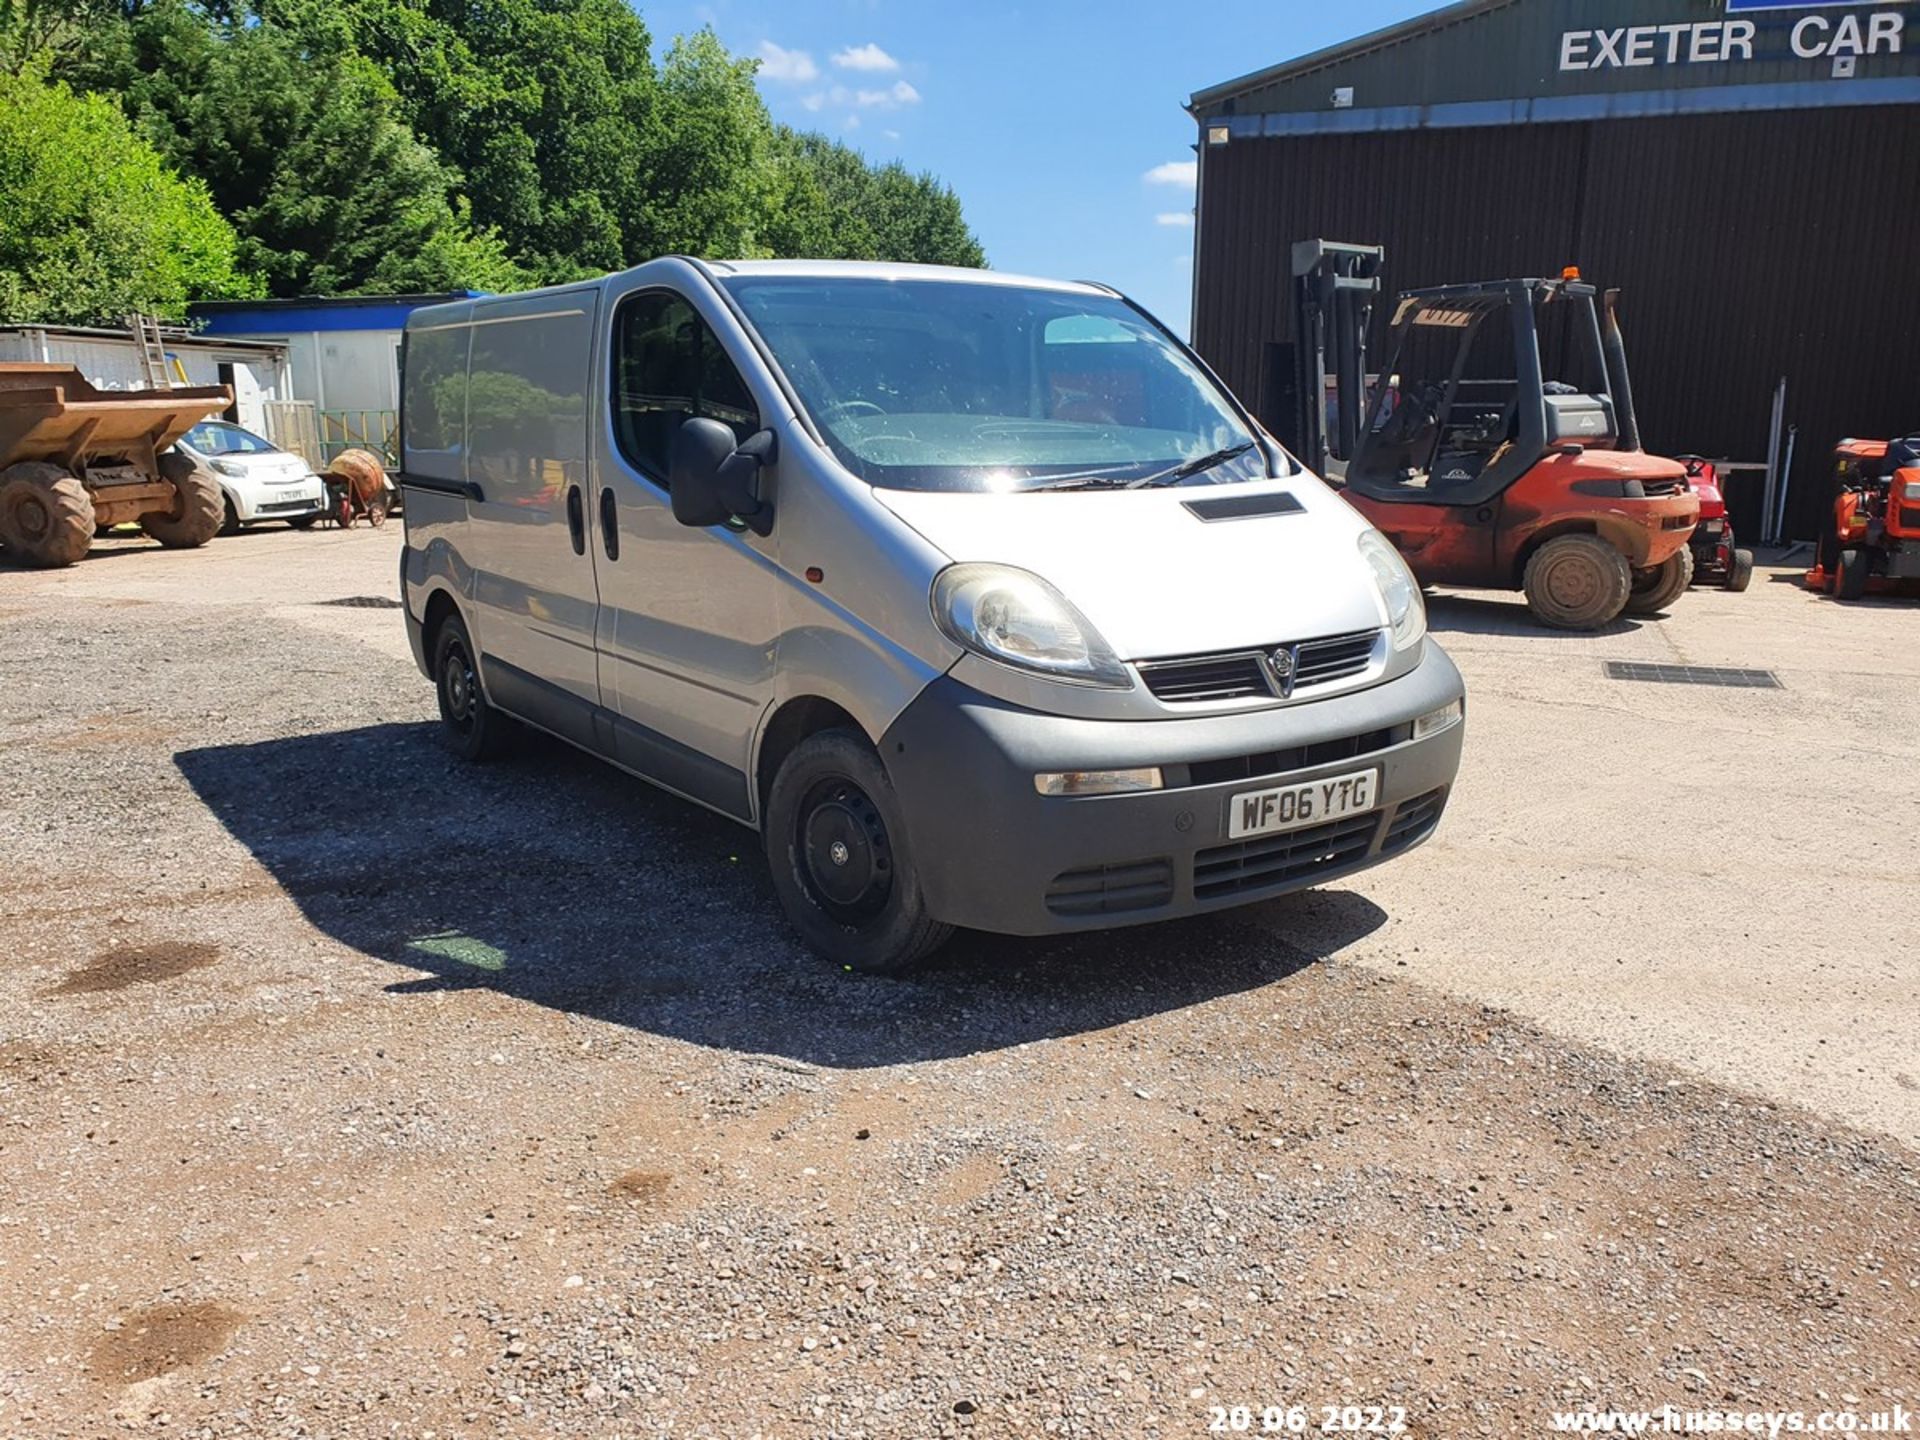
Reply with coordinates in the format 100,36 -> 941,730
704,260 -> 1109,295
407,259 -> 1115,330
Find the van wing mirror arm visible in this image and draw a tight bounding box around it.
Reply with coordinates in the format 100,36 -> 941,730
719,428 -> 777,536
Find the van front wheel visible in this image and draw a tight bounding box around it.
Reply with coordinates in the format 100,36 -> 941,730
765,729 -> 952,974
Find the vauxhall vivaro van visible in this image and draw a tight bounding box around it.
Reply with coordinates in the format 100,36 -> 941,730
399,260 -> 1465,972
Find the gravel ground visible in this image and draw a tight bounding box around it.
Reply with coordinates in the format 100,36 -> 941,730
2,528 -> 1917,1438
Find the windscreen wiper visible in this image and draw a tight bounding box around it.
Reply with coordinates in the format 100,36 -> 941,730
1125,441 -> 1258,489
1018,470 -> 1139,492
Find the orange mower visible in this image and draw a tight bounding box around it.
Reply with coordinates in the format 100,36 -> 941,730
1806,436 -> 1920,600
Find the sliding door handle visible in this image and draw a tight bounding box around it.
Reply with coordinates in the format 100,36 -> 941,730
565,485 -> 585,555
599,488 -> 619,561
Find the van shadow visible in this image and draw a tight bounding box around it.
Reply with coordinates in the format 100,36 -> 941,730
174,723 -> 1388,1069
1424,592 -> 1645,637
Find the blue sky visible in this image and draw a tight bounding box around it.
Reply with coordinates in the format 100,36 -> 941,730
637,0 -> 1434,337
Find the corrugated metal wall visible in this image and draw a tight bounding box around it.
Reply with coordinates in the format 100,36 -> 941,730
1193,104 -> 1920,539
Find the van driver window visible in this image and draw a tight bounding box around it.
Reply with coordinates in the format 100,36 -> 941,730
612,291 -> 759,485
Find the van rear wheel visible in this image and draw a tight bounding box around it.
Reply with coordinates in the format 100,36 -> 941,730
765,728 -> 952,974
433,612 -> 509,761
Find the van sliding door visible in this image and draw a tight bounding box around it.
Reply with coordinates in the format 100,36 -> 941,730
460,292 -> 604,736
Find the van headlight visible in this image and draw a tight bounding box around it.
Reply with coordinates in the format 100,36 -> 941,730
932,562 -> 1131,688
1357,529 -> 1426,652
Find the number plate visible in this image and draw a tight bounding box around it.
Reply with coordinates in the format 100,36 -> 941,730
1226,768 -> 1380,840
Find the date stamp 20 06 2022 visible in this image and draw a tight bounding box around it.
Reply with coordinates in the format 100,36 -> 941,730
1207,1405 -> 1410,1435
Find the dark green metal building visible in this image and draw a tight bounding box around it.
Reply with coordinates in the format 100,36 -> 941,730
1188,0 -> 1920,539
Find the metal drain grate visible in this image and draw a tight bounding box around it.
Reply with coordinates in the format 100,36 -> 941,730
318,596 -> 403,610
1604,662 -> 1781,689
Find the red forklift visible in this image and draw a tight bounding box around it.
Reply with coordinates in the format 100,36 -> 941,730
1288,241 -> 1698,630
1806,436 -> 1920,599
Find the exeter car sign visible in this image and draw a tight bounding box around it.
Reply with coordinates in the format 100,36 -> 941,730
1559,8 -> 1907,70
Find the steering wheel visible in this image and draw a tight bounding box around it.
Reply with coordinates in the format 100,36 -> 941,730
823,399 -> 888,422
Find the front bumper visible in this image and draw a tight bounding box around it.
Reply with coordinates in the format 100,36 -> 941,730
879,642 -> 1466,936
239,477 -> 327,522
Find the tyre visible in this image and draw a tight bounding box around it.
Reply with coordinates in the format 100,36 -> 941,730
1521,534 -> 1632,630
432,611 -> 510,761
1837,547 -> 1872,601
0,462 -> 94,568
1726,549 -> 1754,593
764,728 -> 953,974
219,494 -> 241,537
365,495 -> 389,527
1623,547 -> 1694,616
140,457 -> 222,549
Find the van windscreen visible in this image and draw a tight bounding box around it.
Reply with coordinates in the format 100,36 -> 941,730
722,277 -> 1264,493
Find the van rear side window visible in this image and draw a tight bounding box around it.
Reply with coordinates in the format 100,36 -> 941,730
403,323 -> 470,473
612,291 -> 758,485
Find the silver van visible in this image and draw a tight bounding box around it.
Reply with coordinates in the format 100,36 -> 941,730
399,260 -> 1465,972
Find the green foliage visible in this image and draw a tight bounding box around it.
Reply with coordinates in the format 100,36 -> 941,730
766,128 -> 985,267
8,0 -> 985,320
312,0 -> 660,282
0,65 -> 254,324
644,29 -> 776,260
62,1 -> 525,297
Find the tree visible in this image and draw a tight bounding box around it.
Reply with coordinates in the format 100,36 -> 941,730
764,127 -> 986,267
641,29 -> 776,260
865,163 -> 985,269
313,0 -> 659,283
62,0 -> 523,297
40,0 -> 987,293
0,65 -> 253,324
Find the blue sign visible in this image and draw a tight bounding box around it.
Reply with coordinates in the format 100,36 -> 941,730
1726,1 -> 1881,9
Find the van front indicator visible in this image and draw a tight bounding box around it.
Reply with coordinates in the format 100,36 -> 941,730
1413,699 -> 1463,739
1034,768 -> 1164,797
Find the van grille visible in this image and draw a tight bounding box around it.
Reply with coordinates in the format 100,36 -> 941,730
1045,858 -> 1175,917
1192,812 -> 1378,900
1139,629 -> 1381,704
1382,788 -> 1447,853
1185,723 -> 1407,789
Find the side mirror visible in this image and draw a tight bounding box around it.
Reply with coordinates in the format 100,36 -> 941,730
669,418 -> 776,535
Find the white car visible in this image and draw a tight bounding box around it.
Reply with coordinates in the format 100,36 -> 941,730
174,421 -> 328,533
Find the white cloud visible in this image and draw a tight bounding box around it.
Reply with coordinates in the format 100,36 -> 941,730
882,128 -> 901,141
1155,211 -> 1195,227
852,79 -> 920,108
1143,159 -> 1198,188
845,113 -> 862,130
833,43 -> 899,72
757,41 -> 818,83
811,80 -> 920,112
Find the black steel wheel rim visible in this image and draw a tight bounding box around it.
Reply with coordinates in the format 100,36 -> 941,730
796,775 -> 893,924
440,640 -> 477,732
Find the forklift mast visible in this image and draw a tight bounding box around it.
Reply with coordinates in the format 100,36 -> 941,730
1289,240 -> 1383,477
